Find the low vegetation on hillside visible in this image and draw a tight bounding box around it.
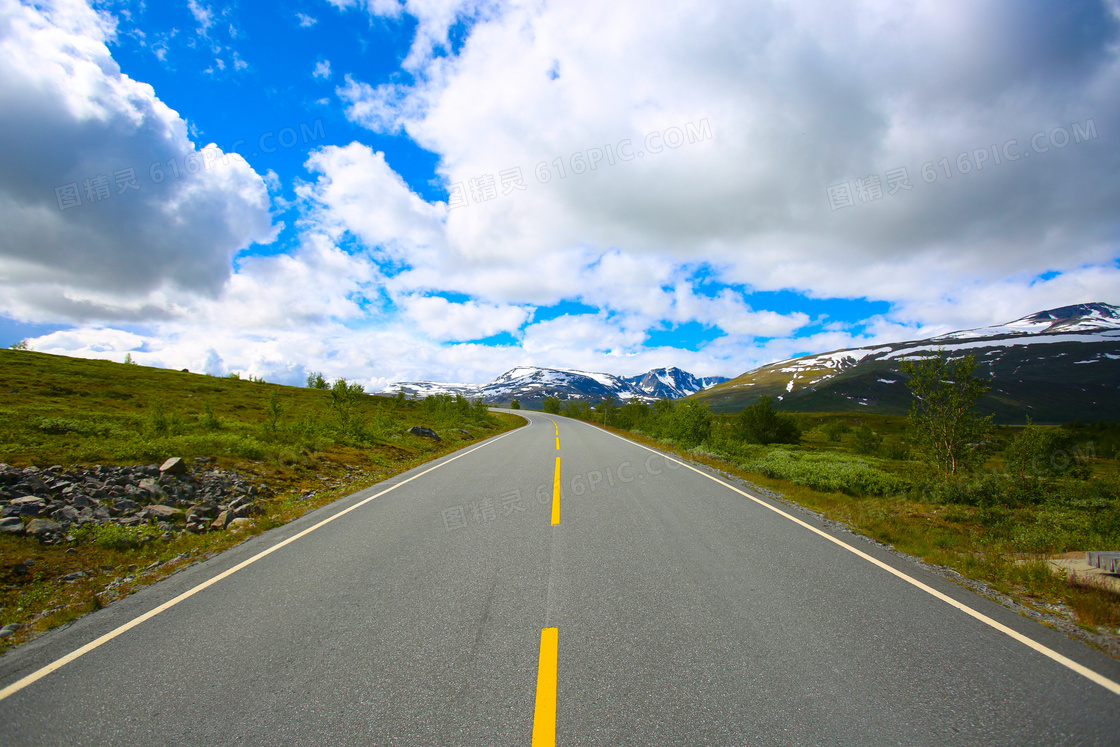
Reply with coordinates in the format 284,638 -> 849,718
547,356 -> 1120,644
0,349 -> 521,652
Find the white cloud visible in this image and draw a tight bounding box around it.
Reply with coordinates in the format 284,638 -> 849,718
399,295 -> 530,341
298,142 -> 446,265
336,0 -> 1120,328
12,0 -> 1120,389
187,0 -> 214,35
296,12 -> 318,28
0,0 -> 275,323
338,76 -> 419,134
313,59 -> 331,79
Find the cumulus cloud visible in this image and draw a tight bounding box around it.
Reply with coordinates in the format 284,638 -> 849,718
313,59 -> 331,80
336,0 -> 1120,331
12,0 -> 1120,388
0,0 -> 275,323
399,295 -> 531,341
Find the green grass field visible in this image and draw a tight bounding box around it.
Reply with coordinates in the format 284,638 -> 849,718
0,349 -> 524,651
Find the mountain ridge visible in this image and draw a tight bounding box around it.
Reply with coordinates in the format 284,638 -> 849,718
694,302 -> 1120,423
380,365 -> 728,405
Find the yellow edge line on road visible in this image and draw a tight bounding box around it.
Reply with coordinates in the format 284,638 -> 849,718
597,427 -> 1120,698
551,457 -> 561,526
531,627 -> 559,747
0,429 -> 522,703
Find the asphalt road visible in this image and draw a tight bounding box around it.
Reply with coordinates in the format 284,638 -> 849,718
1,411 -> 1119,745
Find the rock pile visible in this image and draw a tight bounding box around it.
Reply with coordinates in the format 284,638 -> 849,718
0,458 -> 271,543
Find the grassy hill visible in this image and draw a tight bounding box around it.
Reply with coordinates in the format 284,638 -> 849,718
0,349 -> 523,651
696,340 -> 1120,423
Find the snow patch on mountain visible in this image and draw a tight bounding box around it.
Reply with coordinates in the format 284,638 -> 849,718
380,365 -> 727,403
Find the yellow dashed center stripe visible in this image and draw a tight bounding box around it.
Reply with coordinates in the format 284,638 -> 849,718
531,627 -> 559,746
551,457 -> 561,525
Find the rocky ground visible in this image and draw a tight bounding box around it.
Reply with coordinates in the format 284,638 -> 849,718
0,457 -> 274,543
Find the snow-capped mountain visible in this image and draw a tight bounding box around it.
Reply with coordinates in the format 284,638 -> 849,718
380,366 -> 726,405
696,302 -> 1120,423
624,367 -> 728,399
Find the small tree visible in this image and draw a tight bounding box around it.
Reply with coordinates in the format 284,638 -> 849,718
737,396 -> 801,445
329,378 -> 366,432
594,395 -> 619,427
542,396 -> 561,414
306,371 -> 329,390
123,353 -> 135,364
264,391 -> 284,435
901,352 -> 992,474
9,339 -> 29,350
510,399 -> 521,410
200,402 -> 221,430
561,399 -> 593,420
823,420 -> 850,442
666,400 -> 713,447
1005,417 -> 1088,485
852,425 -> 881,455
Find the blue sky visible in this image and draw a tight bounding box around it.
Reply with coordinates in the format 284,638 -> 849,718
1,0 -> 1118,389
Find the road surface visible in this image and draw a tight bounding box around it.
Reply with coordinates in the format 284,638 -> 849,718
1,411 -> 1118,745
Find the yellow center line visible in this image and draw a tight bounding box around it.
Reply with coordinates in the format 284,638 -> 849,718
551,457 -> 561,525
531,627 -> 559,747
555,437 -> 560,450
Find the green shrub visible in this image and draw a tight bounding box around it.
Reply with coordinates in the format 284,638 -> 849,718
883,438 -> 911,461
824,420 -> 850,442
37,416 -> 128,439
852,425 -> 882,455
36,417 -> 81,435
740,449 -> 907,496
737,397 -> 800,445
71,523 -> 161,551
200,403 -> 222,431
665,400 -> 713,448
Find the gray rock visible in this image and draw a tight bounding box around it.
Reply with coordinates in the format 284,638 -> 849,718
113,498 -> 138,512
0,517 -> 24,534
71,493 -> 99,509
160,457 -> 187,474
138,478 -> 165,498
408,426 -> 441,441
60,571 -> 87,581
144,505 -> 181,521
211,510 -> 234,530
25,518 -> 61,537
0,624 -> 20,639
52,505 -> 80,524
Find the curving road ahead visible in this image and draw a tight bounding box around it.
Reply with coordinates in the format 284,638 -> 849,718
1,411 -> 1118,745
